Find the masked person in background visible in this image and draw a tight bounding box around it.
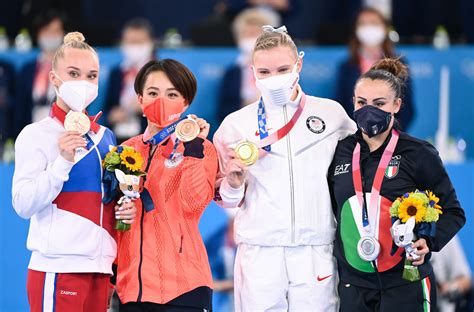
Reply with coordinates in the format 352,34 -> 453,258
431,235 -> 473,312
336,7 -> 415,131
12,32 -> 136,312
217,7 -> 280,124
105,18 -> 156,143
16,9 -> 66,137
214,25 -> 356,311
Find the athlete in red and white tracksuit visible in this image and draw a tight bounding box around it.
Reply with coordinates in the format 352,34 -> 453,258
214,85 -> 356,311
12,103 -> 118,312
11,32 -> 136,312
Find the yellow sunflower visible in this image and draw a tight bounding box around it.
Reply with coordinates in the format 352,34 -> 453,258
120,149 -> 143,172
426,190 -> 443,214
398,197 -> 427,223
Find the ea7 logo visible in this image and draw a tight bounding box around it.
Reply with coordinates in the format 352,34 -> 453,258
334,164 -> 350,176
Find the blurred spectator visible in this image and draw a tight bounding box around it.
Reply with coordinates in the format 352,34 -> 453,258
0,61 -> 16,151
191,0 -> 290,47
363,0 -> 391,19
335,7 -> 415,131
431,235 -> 474,312
104,18 -> 155,143
16,9 -> 66,136
190,1 -> 241,47
217,7 -> 280,124
226,0 -> 292,21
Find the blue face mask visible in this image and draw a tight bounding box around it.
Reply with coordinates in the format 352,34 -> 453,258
354,105 -> 392,138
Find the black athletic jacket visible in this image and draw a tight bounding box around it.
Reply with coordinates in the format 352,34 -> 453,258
328,129 -> 465,289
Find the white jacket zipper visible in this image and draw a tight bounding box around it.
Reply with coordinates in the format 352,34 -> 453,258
283,105 -> 296,245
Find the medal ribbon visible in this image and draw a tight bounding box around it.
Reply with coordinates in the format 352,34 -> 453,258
50,103 -> 101,151
352,129 -> 399,237
50,102 -> 102,133
256,92 -> 307,151
145,116 -> 188,158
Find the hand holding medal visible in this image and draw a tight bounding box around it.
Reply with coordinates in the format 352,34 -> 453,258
58,131 -> 88,162
64,111 -> 91,135
60,111 -> 91,157
58,112 -> 90,162
225,150 -> 249,189
177,114 -> 210,141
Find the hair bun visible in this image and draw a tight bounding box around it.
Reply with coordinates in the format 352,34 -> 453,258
63,32 -> 85,44
371,58 -> 408,82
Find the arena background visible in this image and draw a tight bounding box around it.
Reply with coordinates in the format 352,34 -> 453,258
1,0 -> 474,310
1,46 -> 473,311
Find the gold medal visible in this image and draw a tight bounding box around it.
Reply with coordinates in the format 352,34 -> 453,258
64,111 -> 91,135
235,141 -> 259,166
175,118 -> 200,142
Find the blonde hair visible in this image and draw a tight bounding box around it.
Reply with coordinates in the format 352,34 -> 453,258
253,26 -> 298,59
52,31 -> 98,68
232,8 -> 281,39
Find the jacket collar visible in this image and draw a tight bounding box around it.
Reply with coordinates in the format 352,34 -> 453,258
354,128 -> 395,156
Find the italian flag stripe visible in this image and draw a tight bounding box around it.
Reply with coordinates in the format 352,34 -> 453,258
340,195 -> 403,273
377,197 -> 404,272
422,277 -> 431,312
341,197 -> 374,272
386,166 -> 397,177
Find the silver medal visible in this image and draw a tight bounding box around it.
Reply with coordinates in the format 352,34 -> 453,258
357,236 -> 381,262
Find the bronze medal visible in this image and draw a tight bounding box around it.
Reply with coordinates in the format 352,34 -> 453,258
175,118 -> 200,142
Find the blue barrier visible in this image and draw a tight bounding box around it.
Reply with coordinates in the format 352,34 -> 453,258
1,46 -> 474,158
0,163 -> 231,311
1,161 -> 473,311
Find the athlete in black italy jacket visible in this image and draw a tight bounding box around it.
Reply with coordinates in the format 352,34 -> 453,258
328,129 -> 465,290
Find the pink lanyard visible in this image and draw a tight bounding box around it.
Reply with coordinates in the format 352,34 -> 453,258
256,93 -> 306,149
352,129 -> 399,236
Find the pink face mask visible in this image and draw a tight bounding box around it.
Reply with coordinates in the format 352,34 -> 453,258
143,97 -> 186,127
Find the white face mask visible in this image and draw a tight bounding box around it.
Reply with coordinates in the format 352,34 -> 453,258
356,25 -> 386,47
254,62 -> 299,107
121,43 -> 154,65
38,36 -> 63,52
54,73 -> 98,112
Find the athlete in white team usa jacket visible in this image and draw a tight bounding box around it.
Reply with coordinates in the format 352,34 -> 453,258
214,25 -> 357,311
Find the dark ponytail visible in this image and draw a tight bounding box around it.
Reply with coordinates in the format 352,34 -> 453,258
358,57 -> 409,98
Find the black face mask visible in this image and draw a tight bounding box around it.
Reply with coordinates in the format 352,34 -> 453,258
353,105 -> 392,138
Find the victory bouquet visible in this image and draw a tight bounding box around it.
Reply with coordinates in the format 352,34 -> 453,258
389,190 -> 442,281
102,145 -> 146,231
